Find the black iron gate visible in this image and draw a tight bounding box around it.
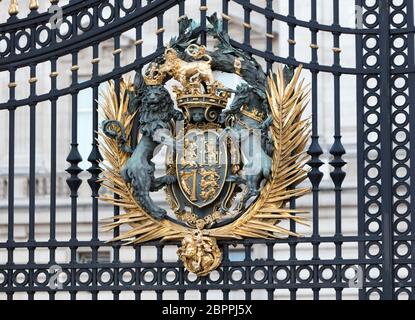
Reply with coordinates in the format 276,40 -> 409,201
0,0 -> 413,300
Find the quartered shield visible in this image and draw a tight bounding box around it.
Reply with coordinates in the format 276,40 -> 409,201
176,128 -> 228,208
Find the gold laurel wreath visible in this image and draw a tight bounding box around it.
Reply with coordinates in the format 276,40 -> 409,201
99,65 -> 310,245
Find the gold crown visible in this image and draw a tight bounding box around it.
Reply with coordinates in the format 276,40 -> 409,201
174,87 -> 230,122
240,105 -> 266,122
176,92 -> 229,111
144,62 -> 166,85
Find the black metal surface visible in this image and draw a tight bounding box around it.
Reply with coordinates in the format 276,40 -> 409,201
0,0 -> 413,300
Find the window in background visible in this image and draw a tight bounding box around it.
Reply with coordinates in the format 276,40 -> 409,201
77,79 -> 93,171
77,78 -> 105,170
76,250 -> 111,264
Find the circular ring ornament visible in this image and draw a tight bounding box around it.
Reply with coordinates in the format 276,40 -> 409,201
36,26 -> 52,47
0,35 -> 11,56
0,270 -> 7,287
15,30 -> 31,52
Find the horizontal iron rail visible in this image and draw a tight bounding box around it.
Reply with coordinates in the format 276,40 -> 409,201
0,282 -> 395,292
0,0 -> 103,30
0,258 -> 389,270
0,0 -> 179,69
0,49 -> 163,110
0,235 -> 384,249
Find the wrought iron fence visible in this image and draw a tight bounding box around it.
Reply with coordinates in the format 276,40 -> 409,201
0,0 -> 413,300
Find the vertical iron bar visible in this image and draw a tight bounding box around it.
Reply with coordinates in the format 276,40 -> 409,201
66,50 -> 82,301
266,243 -> 274,300
244,243 -> 252,300
307,0 -> 323,301
156,244 -> 164,300
6,67 -> 16,301
288,0 -> 300,301
355,0 -> 366,300
200,0 -> 207,45
88,41 -> 102,301
135,0 -> 143,73
134,5 -> 144,302
28,63 -> 37,300
265,0 -> 273,73
134,246 -> 142,300
178,0 -> 185,18
243,1 -> 251,48
157,13 -> 164,49
49,57 -> 58,301
200,255 -> 207,300
222,0 -> 229,33
406,0 -> 415,302
112,32 -> 122,301
330,0 -> 346,301
378,0 -> 393,300
288,0 -> 296,61
222,243 -> 229,300
178,262 -> 185,300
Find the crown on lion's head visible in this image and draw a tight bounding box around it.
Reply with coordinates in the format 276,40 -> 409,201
144,62 -> 166,86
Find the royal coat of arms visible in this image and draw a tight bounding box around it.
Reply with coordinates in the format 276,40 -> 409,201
100,14 -> 310,276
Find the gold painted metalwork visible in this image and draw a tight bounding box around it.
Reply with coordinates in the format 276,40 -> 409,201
176,127 -> 228,208
200,168 -> 220,202
159,47 -> 215,89
177,230 -> 222,277
204,140 -> 218,165
156,27 -> 165,34
287,39 -> 296,45
332,47 -> 342,53
180,170 -> 197,201
177,15 -> 187,22
112,48 -> 122,55
186,122 -> 221,131
100,61 -> 310,276
221,13 -> 231,21
175,211 -> 199,225
176,94 -> 228,110
240,104 -> 265,122
29,0 -> 38,10
243,22 -> 252,29
175,210 -> 222,228
234,57 -> 242,76
181,139 -> 198,168
186,44 -> 208,60
9,0 -> 18,15
143,62 -> 166,85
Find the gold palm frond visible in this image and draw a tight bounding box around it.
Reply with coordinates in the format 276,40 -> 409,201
210,65 -> 311,239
